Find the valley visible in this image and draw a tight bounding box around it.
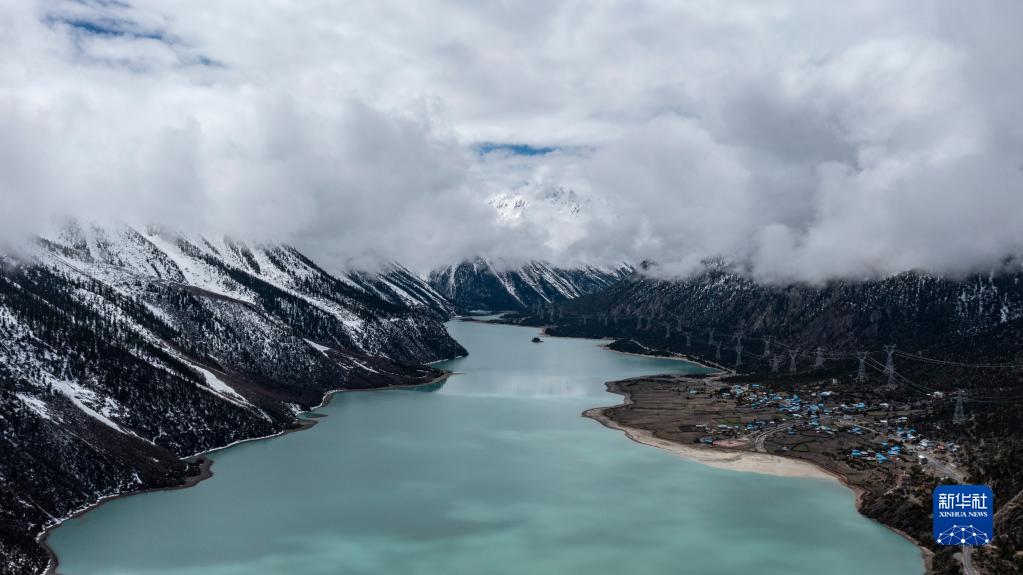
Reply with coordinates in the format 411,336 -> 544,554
44,319 -> 923,575
5,244 -> 1023,575
7,5 -> 1020,574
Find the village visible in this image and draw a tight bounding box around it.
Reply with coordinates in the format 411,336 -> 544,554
603,372 -> 969,495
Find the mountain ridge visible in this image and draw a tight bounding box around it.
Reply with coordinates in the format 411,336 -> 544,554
428,257 -> 632,312
526,265 -> 1023,353
0,222 -> 465,575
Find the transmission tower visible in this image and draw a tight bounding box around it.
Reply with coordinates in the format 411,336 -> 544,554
715,342 -> 722,362
856,352 -> 867,381
886,371 -> 898,390
814,347 -> 824,370
665,324 -> 671,338
883,345 -> 897,389
708,328 -> 716,345
789,349 -> 799,373
953,390 -> 966,424
770,355 -> 782,373
762,336 -> 771,358
684,332 -> 691,347
883,345 -> 896,374
734,331 -> 744,367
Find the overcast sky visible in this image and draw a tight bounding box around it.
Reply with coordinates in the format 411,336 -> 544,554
2,1 -> 1022,280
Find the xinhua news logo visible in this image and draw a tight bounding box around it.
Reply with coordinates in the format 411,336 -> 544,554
933,484 -> 994,546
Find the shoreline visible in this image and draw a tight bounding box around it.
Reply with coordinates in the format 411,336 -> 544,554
583,385 -> 934,573
534,325 -> 733,374
535,325 -> 737,375
38,371 -> 451,575
600,345 -> 734,374
38,453 -> 219,575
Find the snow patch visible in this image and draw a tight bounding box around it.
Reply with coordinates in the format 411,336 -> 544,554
188,363 -> 251,407
15,394 -> 53,421
51,380 -> 126,433
304,338 -> 332,355
347,358 -> 379,373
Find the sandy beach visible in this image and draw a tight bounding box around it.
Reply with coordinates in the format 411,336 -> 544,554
583,406 -> 838,480
583,343 -> 837,478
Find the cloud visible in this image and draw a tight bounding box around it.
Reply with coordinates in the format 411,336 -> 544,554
1,0 -> 1022,279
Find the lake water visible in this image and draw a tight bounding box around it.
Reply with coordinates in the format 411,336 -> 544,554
48,320 -> 924,574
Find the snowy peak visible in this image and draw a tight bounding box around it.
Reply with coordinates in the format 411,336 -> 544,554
428,257 -> 633,312
488,185 -> 587,223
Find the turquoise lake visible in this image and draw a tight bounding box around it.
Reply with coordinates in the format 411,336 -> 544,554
48,320 -> 924,574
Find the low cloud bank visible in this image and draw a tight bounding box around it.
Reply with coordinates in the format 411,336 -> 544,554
2,1 -> 1022,280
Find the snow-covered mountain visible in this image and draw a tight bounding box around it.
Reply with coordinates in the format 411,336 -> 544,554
343,262 -> 455,320
488,185 -> 588,223
428,257 -> 633,312
0,222 -> 464,575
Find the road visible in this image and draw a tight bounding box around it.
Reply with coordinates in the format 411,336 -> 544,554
956,544 -> 978,575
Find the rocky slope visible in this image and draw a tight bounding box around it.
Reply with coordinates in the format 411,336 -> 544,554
0,222 -> 465,575
428,257 -> 632,312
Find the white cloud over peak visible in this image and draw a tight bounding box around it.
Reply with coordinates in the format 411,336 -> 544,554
2,0 -> 1022,279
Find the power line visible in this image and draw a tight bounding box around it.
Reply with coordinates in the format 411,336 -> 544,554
528,309 -> 1023,374
893,350 -> 1016,369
